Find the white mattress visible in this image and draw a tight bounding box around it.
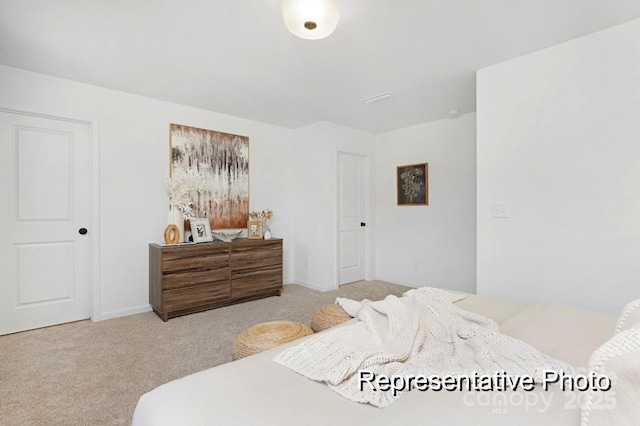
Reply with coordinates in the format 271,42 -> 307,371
132,294 -> 617,426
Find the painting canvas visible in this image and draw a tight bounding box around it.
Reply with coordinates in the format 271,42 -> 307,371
397,163 -> 428,205
170,124 -> 249,229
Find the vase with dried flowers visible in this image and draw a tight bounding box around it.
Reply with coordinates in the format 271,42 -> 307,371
166,169 -> 209,243
249,209 -> 274,238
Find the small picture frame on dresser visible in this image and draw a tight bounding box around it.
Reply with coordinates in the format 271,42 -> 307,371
247,220 -> 263,240
190,218 -> 213,243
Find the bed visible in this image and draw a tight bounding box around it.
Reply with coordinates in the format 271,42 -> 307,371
132,290 -> 639,426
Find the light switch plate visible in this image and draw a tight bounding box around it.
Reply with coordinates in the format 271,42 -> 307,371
492,202 -> 510,218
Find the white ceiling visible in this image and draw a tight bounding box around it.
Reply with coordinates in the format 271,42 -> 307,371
1,0 -> 639,133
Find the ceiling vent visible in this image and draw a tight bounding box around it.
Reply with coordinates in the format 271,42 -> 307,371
361,92 -> 396,105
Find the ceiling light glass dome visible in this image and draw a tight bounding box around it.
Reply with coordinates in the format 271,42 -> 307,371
282,0 -> 340,40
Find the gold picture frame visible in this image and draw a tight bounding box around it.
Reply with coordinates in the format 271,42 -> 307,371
247,220 -> 263,240
397,163 -> 428,206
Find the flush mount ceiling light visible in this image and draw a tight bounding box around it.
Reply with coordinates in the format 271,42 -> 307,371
282,0 -> 340,40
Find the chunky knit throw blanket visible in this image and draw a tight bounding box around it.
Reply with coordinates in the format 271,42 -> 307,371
273,287 -> 572,407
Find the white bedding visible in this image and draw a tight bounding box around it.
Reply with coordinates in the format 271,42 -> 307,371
132,293 -> 617,426
274,288 -> 571,407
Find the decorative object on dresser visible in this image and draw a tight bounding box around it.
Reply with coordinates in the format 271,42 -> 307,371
166,168 -> 209,243
165,206 -> 184,244
211,229 -> 244,242
247,220 -> 263,240
249,209 -> 274,238
163,224 -> 180,245
190,218 -> 213,243
149,238 -> 283,321
397,163 -> 428,206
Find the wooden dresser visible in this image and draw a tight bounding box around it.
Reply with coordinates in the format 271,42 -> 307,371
149,238 -> 282,321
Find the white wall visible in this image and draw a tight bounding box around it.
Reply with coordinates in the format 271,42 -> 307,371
0,65 -> 294,321
374,113 -> 477,293
477,19 -> 640,314
292,121 -> 376,291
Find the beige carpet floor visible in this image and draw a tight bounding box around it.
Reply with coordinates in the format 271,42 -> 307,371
0,281 -> 409,426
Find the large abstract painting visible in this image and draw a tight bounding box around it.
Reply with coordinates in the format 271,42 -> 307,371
170,124 -> 249,229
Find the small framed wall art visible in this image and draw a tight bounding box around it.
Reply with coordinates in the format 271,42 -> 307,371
247,220 -> 263,240
397,163 -> 428,206
190,218 -> 213,243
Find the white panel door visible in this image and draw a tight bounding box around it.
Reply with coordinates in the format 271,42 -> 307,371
338,153 -> 365,285
0,111 -> 92,335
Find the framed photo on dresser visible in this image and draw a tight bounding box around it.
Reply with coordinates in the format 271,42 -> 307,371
247,220 -> 263,240
190,218 -> 213,243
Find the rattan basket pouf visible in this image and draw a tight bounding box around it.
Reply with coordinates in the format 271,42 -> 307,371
232,320 -> 313,360
310,303 -> 353,333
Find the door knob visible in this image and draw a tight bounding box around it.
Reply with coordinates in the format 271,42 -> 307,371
360,222 -> 366,227
79,228 -> 88,235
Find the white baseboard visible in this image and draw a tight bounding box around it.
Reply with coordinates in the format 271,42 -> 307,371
92,305 -> 152,322
290,279 -> 338,292
373,275 -> 420,288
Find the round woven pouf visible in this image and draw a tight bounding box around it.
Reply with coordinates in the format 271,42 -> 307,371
232,320 -> 313,360
310,303 -> 353,333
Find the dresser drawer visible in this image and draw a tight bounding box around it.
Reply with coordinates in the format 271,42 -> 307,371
231,263 -> 281,279
163,264 -> 229,290
163,252 -> 229,273
163,282 -> 230,312
231,267 -> 282,298
231,245 -> 282,270
232,277 -> 281,299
